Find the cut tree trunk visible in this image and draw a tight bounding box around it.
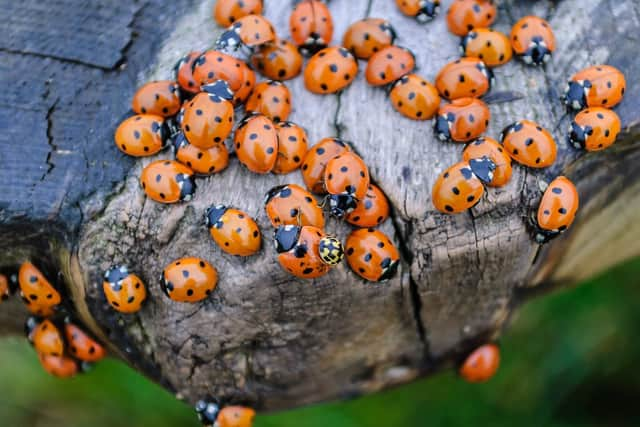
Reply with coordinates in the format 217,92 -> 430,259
1,0 -> 639,413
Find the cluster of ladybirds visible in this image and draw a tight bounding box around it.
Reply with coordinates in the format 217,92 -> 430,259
0,263 -> 106,378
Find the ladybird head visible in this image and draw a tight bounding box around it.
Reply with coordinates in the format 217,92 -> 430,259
202,80 -> 234,102
459,31 -> 477,54
534,228 -> 559,244
205,205 -> 228,229
328,194 -> 359,218
176,174 -> 196,202
274,225 -> 301,253
25,316 -> 40,340
264,185 -> 290,205
318,236 -> 344,266
564,80 -> 589,110
215,29 -> 243,51
434,114 -> 452,141
104,265 -> 129,285
172,132 -> 189,153
416,1 -> 440,22
195,400 -> 220,426
379,256 -> 399,282
469,157 -> 496,185
568,120 -> 590,149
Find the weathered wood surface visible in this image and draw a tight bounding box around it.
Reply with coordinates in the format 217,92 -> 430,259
1,0 -> 640,413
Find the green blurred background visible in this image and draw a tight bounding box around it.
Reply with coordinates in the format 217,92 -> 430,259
1,259 -> 639,427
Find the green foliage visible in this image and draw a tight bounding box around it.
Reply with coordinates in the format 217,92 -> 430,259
1,259 -> 639,427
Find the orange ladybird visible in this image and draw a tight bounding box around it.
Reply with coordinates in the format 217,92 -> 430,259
65,322 -> 106,362
217,406 -> 257,427
446,0 -> 496,36
18,262 -> 61,314
462,137 -> 512,187
435,58 -> 493,100
39,354 -> 78,378
216,14 -> 276,50
234,114 -> 279,174
174,51 -> 202,95
389,74 -> 440,120
181,81 -> 235,149
345,228 -> 400,282
324,152 -> 370,218
251,39 -> 303,81
461,28 -> 512,67
345,184 -> 390,228
161,257 -> 218,303
103,266 -> 147,313
173,133 -> 229,176
510,16 -> 555,65
140,160 -> 196,203
434,97 -> 490,142
342,18 -> 396,60
500,120 -> 557,168
274,225 -> 330,279
535,176 -> 579,243
301,137 -> 351,193
132,80 -> 181,117
569,107 -> 621,151
290,0 -> 334,55
205,205 -> 262,256
273,121 -> 308,174
395,0 -> 440,23
192,51 -> 255,105
245,81 -> 292,122
213,0 -> 263,27
365,46 -> 415,87
304,46 -> 358,94
30,319 -> 64,357
0,273 -> 11,302
564,65 -> 626,110
264,184 -> 324,229
432,158 -> 495,213
459,343 -> 500,382
115,114 -> 168,157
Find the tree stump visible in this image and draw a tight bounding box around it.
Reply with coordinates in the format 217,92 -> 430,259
1,0 -> 639,413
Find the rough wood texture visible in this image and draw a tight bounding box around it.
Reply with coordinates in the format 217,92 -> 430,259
1,0 -> 639,413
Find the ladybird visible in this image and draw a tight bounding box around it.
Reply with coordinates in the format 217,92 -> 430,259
345,184 -> 390,227
251,39 -> 304,81
459,343 -> 500,382
181,80 -> 235,149
192,51 -> 255,105
217,406 -> 256,427
196,400 -> 220,427
115,114 -> 168,157
304,46 -> 358,94
273,121 -> 308,174
564,65 -> 626,110
500,120 -> 557,168
510,16 -> 555,65
462,137 -> 512,187
389,74 -> 441,120
39,354 -> 78,378
141,160 -> 196,203
234,114 -> 279,174
173,132 -> 229,175
174,51 -> 202,95
461,28 -> 512,67
365,46 -> 415,87
318,235 -> 344,266
132,80 -> 181,117
0,273 -> 10,302
161,257 -> 218,303
213,0 -> 263,27
264,184 -> 325,229
446,0 -> 496,36
435,58 -> 493,100
103,266 -> 147,313
18,262 -> 61,314
216,14 -> 276,51
205,205 -> 262,256
434,97 -> 490,142
289,0 -> 334,55
324,152 -> 370,218
274,225 -> 330,279
65,322 -> 106,362
30,319 -> 64,356
432,157 -> 495,213
395,0 -> 440,23
301,137 -> 350,193
245,80 -> 292,122
534,176 -> 579,243
342,18 -> 396,60
345,228 -> 399,282
568,107 -> 621,151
